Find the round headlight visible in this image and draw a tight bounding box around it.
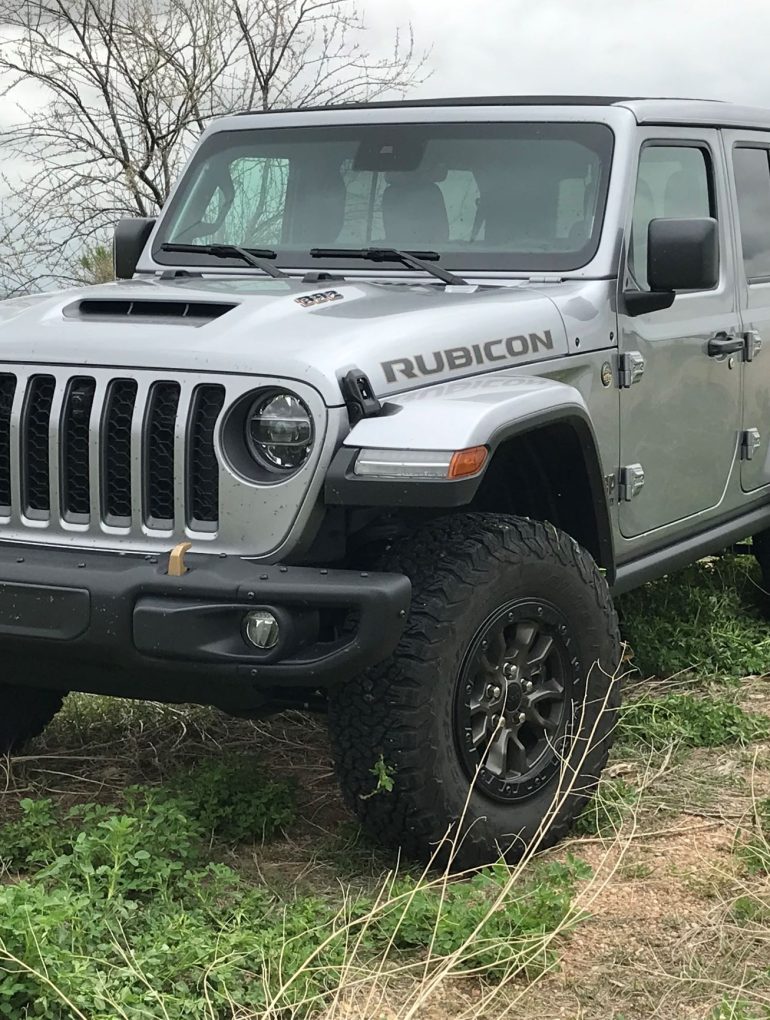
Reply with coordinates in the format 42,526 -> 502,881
246,391 -> 313,470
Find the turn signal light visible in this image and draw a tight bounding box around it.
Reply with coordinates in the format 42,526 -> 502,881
354,445 -> 488,480
448,446 -> 488,479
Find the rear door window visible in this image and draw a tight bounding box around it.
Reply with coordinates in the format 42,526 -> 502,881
733,146 -> 770,282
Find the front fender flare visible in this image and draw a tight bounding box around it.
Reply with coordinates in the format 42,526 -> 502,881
324,373 -> 614,574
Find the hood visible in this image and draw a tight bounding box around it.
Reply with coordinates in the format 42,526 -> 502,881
0,275 -> 571,406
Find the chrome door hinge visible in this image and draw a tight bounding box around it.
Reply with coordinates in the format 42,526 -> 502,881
618,463 -> 645,501
741,428 -> 761,461
617,351 -> 646,388
744,331 -> 763,362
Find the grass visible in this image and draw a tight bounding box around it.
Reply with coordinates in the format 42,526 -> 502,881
740,797 -> 770,876
618,553 -> 770,680
0,783 -> 592,1018
617,691 -> 770,749
0,550 -> 768,1018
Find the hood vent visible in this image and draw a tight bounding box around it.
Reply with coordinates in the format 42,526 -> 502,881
64,299 -> 236,325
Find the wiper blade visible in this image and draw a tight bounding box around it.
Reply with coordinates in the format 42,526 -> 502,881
160,243 -> 289,279
310,247 -> 467,287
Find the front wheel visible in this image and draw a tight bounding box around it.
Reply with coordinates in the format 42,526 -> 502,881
329,514 -> 622,869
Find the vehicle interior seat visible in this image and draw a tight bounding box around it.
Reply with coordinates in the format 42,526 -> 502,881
382,169 -> 450,248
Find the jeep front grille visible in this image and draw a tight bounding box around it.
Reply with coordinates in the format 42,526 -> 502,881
188,384 -> 226,526
144,381 -> 180,526
0,374 -> 17,512
23,374 -> 56,514
0,369 -> 226,537
0,365 -> 330,558
62,376 -> 96,518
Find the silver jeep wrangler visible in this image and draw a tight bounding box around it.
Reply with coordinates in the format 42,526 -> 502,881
2,95 -> 769,867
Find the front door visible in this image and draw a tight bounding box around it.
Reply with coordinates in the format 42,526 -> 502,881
618,131 -> 742,539
724,132 -> 770,493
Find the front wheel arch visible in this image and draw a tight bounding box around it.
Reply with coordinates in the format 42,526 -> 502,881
472,415 -> 614,580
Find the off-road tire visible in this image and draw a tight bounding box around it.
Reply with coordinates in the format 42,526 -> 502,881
0,686 -> 64,754
328,513 -> 622,869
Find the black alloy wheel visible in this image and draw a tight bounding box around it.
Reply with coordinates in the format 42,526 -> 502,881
455,599 -> 575,803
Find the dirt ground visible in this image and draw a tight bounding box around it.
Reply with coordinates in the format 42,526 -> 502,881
1,678 -> 769,1020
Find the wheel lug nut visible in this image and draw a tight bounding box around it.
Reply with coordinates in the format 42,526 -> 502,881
517,712 -> 526,724
524,680 -> 533,692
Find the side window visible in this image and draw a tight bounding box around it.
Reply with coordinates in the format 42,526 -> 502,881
733,147 -> 770,282
629,145 -> 713,290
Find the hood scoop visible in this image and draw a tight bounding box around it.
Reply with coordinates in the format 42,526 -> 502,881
63,298 -> 236,326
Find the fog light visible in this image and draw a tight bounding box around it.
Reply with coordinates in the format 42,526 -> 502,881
243,609 -> 280,650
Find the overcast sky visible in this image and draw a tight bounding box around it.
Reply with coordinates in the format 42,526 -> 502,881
362,0 -> 770,107
3,0 -> 770,201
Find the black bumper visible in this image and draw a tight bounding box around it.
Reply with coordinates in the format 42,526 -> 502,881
0,543 -> 411,713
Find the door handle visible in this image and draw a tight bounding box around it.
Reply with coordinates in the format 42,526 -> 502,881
707,333 -> 744,357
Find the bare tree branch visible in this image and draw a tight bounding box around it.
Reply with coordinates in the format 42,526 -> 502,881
0,0 -> 430,292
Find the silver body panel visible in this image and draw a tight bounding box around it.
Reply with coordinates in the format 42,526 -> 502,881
5,97 -> 770,572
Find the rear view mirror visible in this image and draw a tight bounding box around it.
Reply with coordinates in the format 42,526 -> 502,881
623,217 -> 718,317
353,133 -> 425,172
113,218 -> 156,280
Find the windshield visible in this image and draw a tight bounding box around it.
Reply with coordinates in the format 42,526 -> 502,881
155,121 -> 614,273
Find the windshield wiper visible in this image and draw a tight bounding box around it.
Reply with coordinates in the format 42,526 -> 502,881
310,248 -> 467,287
160,243 -> 290,279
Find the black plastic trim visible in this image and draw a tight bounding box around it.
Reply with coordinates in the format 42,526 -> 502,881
0,542 -> 411,711
339,369 -> 382,425
114,217 -> 156,280
326,447 -> 481,508
235,95 -> 636,116
623,290 -> 675,316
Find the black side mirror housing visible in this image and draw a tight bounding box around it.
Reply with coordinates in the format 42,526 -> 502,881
623,216 -> 719,317
113,217 -> 156,279
647,217 -> 719,292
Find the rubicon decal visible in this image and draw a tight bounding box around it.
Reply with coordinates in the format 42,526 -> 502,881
381,331 -> 555,383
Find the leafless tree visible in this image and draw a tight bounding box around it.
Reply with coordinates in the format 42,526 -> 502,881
0,0 -> 429,293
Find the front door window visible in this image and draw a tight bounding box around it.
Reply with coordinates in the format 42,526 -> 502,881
629,145 -> 713,290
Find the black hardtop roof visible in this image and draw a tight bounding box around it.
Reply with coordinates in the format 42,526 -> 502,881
236,95 -> 634,116
234,95 -> 721,117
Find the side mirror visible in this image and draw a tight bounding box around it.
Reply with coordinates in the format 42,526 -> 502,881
113,218 -> 156,280
624,217 -> 719,317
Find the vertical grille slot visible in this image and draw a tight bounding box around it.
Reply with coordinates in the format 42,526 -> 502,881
102,379 -> 138,522
22,374 -> 56,515
144,382 -> 180,526
61,377 -> 96,519
0,374 -> 17,512
188,385 -> 225,528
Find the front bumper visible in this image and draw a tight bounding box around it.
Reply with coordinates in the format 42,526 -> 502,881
0,543 -> 411,713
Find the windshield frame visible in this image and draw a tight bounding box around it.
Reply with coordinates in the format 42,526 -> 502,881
152,118 -> 616,277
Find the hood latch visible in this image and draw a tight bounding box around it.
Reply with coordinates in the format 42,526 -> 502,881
340,369 -> 383,425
